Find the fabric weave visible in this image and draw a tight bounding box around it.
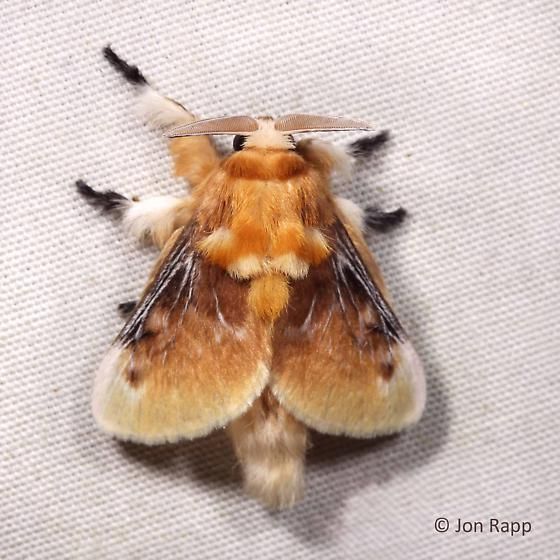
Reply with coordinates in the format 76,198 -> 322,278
1,1 -> 558,558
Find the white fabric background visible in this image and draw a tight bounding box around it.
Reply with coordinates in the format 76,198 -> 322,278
1,1 -> 559,558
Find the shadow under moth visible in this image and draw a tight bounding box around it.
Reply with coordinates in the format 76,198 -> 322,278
78,46 -> 425,509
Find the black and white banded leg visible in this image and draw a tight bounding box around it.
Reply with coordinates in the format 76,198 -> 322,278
336,197 -> 406,234
347,130 -> 390,159
363,205 -> 407,233
77,179 -> 182,316
76,179 -> 185,246
103,45 -> 195,130
76,180 -> 129,213
337,130 -> 407,233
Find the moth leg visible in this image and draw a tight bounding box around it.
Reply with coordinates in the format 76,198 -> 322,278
296,138 -> 353,178
76,179 -> 193,248
117,300 -> 137,317
364,205 -> 407,233
347,130 -> 389,159
75,179 -> 129,213
103,46 -> 220,188
297,131 -> 390,181
335,196 -> 406,234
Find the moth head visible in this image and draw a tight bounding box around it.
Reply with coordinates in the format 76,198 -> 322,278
165,114 -> 373,151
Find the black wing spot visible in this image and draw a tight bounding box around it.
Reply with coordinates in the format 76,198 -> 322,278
103,45 -> 148,86
125,367 -> 142,387
348,130 -> 389,158
76,179 -> 129,213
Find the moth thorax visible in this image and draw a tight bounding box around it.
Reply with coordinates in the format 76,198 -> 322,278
244,117 -> 295,150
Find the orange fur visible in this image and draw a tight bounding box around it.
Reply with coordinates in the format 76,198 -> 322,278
248,274 -> 291,319
193,148 -> 333,277
196,228 -> 237,268
192,150 -> 335,281
269,222 -> 306,256
170,136 -> 221,187
300,227 -> 331,264
228,221 -> 270,256
222,149 -> 306,181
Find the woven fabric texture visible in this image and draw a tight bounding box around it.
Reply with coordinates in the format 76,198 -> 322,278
1,1 -> 559,558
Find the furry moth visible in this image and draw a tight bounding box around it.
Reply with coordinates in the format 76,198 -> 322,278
78,46 -> 425,509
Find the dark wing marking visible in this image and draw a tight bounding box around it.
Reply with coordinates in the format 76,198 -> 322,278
119,224 -> 199,346
331,219 -> 403,343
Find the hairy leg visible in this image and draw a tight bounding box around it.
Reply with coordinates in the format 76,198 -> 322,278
76,180 -> 189,316
76,180 -> 193,248
116,300 -> 138,318
103,46 -> 220,188
364,205 -> 407,232
333,131 -> 406,233
348,130 -> 389,159
335,196 -> 406,234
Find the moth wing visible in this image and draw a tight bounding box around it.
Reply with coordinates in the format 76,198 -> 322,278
270,217 -> 425,437
92,225 -> 270,443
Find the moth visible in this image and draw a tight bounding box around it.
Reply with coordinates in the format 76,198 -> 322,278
78,46 -> 425,509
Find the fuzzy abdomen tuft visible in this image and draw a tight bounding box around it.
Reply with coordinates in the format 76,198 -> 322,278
228,390 -> 308,510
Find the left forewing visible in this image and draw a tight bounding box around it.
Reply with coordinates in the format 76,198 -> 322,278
92,224 -> 270,444
270,218 -> 425,437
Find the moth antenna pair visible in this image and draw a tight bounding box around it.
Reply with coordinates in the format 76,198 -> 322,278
78,46 -> 425,510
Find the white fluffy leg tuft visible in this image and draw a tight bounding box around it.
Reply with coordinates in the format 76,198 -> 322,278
123,195 -> 185,246
135,85 -> 195,129
335,196 -> 366,233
